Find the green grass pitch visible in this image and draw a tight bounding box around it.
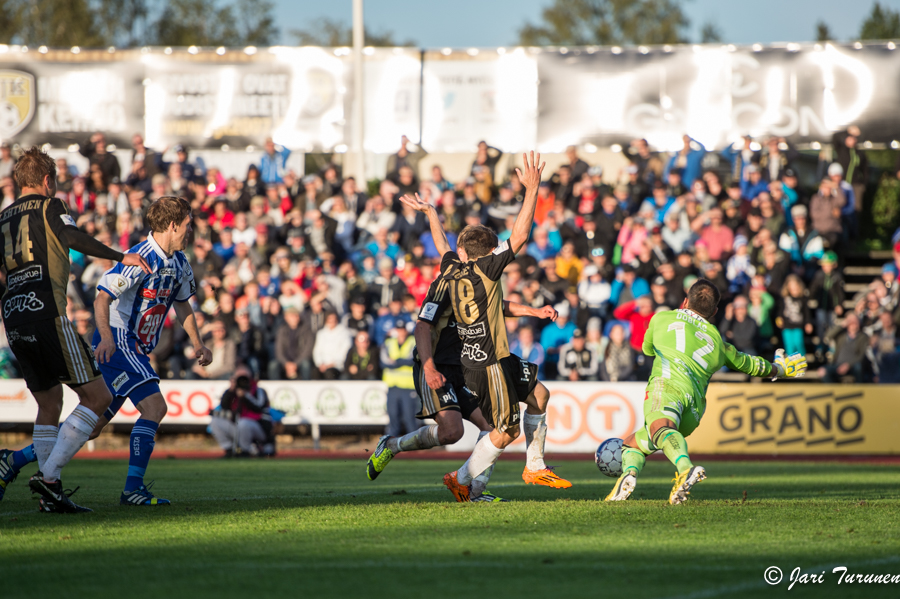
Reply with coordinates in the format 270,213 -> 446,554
2,458 -> 899,598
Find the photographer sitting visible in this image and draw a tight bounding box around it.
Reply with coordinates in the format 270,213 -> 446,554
210,367 -> 275,457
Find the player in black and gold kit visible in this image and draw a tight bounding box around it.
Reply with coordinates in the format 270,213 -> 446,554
366,193 -> 558,502
0,147 -> 149,513
438,152 -> 573,498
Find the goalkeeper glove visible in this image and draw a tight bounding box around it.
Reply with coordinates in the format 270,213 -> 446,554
771,348 -> 808,380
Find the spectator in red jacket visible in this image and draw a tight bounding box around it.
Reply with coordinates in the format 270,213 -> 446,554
613,295 -> 655,353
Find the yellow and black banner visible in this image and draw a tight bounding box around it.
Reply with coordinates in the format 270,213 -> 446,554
689,384 -> 900,454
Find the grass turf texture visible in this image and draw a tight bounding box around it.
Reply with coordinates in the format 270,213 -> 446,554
1,459 -> 899,599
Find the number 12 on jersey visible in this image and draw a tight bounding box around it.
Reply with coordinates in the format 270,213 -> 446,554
667,321 -> 715,368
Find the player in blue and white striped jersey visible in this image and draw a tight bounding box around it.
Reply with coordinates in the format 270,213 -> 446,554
90,197 -> 212,506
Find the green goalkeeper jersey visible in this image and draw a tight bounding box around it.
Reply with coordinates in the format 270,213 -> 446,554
642,309 -> 774,401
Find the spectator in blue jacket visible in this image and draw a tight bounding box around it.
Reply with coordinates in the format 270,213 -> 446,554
540,302 -> 576,377
510,325 -> 546,378
527,226 -> 559,262
740,164 -> 769,201
260,137 -> 291,184
664,135 -> 706,187
371,298 -> 413,346
610,264 -> 650,307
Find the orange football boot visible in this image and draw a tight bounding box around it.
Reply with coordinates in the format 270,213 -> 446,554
442,471 -> 471,502
522,466 -> 573,489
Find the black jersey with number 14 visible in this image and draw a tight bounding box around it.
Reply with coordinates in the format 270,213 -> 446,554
440,241 -> 516,369
0,195 -> 79,328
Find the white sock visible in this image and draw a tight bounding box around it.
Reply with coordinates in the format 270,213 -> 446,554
33,425 -> 59,473
470,431 -> 493,497
523,412 -> 547,471
457,433 -> 503,486
42,406 -> 99,482
392,424 -> 441,453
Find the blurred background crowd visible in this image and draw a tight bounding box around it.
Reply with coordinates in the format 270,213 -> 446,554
0,125 -> 898,386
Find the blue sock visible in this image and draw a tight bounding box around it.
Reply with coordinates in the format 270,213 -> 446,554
10,445 -> 37,473
125,419 -> 159,492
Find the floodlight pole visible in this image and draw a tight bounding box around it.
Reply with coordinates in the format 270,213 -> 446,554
352,0 -> 365,184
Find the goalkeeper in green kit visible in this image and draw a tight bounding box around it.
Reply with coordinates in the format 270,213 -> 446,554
605,279 -> 808,505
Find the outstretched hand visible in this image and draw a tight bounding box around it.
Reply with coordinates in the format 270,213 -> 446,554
122,253 -> 151,274
399,193 -> 433,214
536,305 -> 559,321
515,151 -> 545,194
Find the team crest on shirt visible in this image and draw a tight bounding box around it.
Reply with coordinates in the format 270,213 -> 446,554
0,70 -> 35,138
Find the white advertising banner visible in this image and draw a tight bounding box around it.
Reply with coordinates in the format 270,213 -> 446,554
421,51 -> 538,153
446,381 -> 646,453
0,379 -> 389,427
1,380 -> 637,454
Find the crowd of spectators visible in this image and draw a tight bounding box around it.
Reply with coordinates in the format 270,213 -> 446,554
0,125 -> 898,385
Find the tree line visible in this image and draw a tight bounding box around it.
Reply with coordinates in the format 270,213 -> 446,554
0,0 -> 897,50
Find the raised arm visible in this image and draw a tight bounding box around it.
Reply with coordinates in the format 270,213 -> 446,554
509,151 -> 546,254
399,193 -> 451,256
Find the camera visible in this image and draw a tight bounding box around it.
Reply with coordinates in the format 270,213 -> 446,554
236,376 -> 251,390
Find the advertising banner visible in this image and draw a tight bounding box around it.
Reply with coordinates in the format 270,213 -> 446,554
0,379 -> 388,427
420,50 -> 538,153
143,47 -> 347,150
536,43 -> 900,151
687,383 -> 900,455
2,380 -> 899,454
3,43 -> 900,153
0,52 -> 144,147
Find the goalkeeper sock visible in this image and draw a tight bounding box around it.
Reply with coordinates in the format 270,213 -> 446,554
621,447 -> 647,477
390,424 -> 440,454
653,427 -> 693,475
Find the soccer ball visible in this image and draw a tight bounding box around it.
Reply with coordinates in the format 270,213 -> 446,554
595,438 -> 624,478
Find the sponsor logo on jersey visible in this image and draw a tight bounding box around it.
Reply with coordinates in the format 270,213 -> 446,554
142,288 -> 158,299
158,268 -> 176,276
7,329 -> 36,343
6,265 -> 42,290
461,342 -> 488,362
457,322 -> 486,339
439,386 -> 459,406
3,292 -> 44,317
60,214 -> 76,227
418,301 -> 439,320
158,288 -> 172,298
0,70 -> 35,138
111,372 -> 129,392
492,241 -> 509,256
